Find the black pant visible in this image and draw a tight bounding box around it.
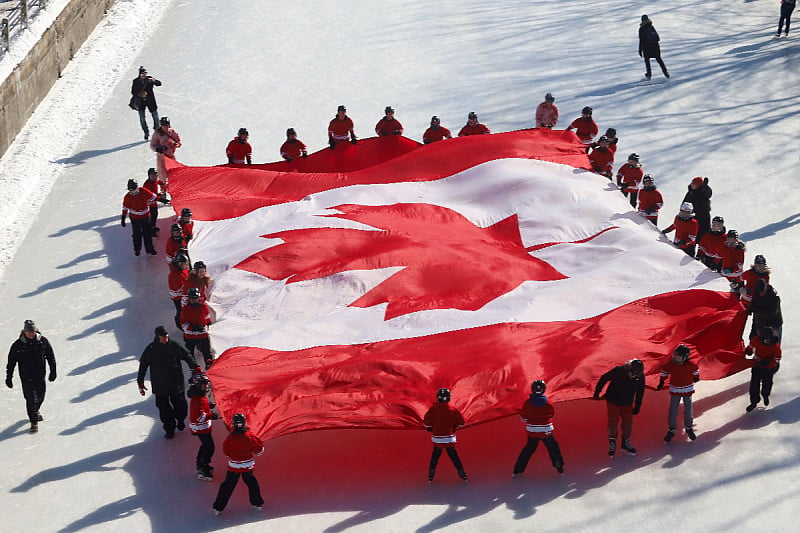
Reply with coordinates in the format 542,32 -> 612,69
779,3 -> 795,34
429,446 -> 464,473
624,190 -> 638,208
695,211 -> 710,243
130,217 -> 155,254
21,380 -> 46,423
750,366 -> 778,404
644,53 -> 668,77
171,299 -> 182,329
513,435 -> 564,474
155,391 -> 187,432
185,337 -> 212,367
149,206 -> 159,231
195,432 -> 215,468
213,470 -> 264,511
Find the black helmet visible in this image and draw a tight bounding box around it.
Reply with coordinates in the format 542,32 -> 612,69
337,105 -> 346,113
147,167 -> 157,176
531,379 -> 546,394
726,229 -> 738,240
232,413 -> 247,431
431,115 -> 440,125
605,127 -> 617,137
582,106 -> 593,115
191,373 -> 210,387
187,287 -> 201,300
642,174 -> 654,186
754,254 -> 766,265
468,111 -> 478,120
674,344 -> 690,361
173,253 -> 188,265
385,105 -> 394,114
544,92 -> 555,103
127,179 -> 138,191
628,153 -> 640,162
712,215 -> 725,225
286,127 -> 296,136
160,116 -> 171,126
193,260 -> 206,270
170,223 -> 182,234
598,135 -> 609,143
436,388 -> 451,402
238,127 -> 249,137
181,207 -> 192,218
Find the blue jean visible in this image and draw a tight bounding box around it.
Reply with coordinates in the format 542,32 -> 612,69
138,106 -> 159,134
668,395 -> 693,430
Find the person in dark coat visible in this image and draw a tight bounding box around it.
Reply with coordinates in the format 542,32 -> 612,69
5,320 -> 57,433
137,325 -> 198,439
777,0 -> 796,37
593,359 -> 645,457
683,176 -> 712,241
131,66 -> 162,140
639,15 -> 669,80
748,280 -> 783,341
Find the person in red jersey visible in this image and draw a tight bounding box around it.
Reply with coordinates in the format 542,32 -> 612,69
142,167 -> 168,235
657,344 -> 699,442
535,92 -> 559,128
422,115 -> 452,144
720,229 -> 746,288
637,174 -> 663,225
375,106 -> 404,136
165,223 -> 189,265
696,216 -> 726,272
744,327 -> 782,412
566,106 -> 598,145
616,153 -> 643,207
458,111 -> 490,136
512,380 -> 565,477
168,253 -> 189,328
177,207 -> 194,241
280,128 -> 308,161
226,128 -> 252,165
423,388 -> 468,483
182,260 -> 211,305
740,254 -> 770,306
212,413 -> 265,515
121,179 -> 157,256
181,287 -> 213,369
661,201 -> 698,257
588,136 -> 615,179
188,372 -> 218,481
593,359 -> 645,457
588,127 -> 619,153
328,105 -> 357,149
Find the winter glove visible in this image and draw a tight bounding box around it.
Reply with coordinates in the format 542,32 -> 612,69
632,407 -> 640,415
283,156 -> 292,162
350,134 -> 358,145
377,130 -> 387,137
426,427 -> 433,432
48,370 -> 56,382
302,151 -> 308,158
329,138 -> 336,150
138,383 -> 147,396
190,325 -> 204,332
120,215 -> 126,228
155,146 -> 165,154
693,376 -> 700,383
5,377 -> 12,389
745,347 -> 754,356
592,392 -> 600,401
656,380 -> 665,391
774,362 -> 780,373
638,50 -> 643,57
392,130 -> 401,135
660,229 -> 668,234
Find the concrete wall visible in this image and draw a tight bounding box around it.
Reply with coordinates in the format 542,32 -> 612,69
0,0 -> 116,158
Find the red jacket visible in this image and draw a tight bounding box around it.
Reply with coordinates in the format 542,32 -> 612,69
328,116 -> 355,142
423,401 -> 465,447
518,394 -> 555,438
637,188 -> 663,219
122,189 -> 156,220
168,264 -> 188,301
588,147 -> 614,175
458,123 -> 490,136
223,430 -> 264,472
664,216 -> 699,249
741,269 -> 770,305
165,235 -> 188,264
720,242 -> 745,279
150,127 -> 181,158
189,394 -> 213,434
280,139 -> 307,159
567,117 -> 598,143
375,117 -> 404,136
660,360 -> 699,396
226,138 -> 252,164
423,126 -> 452,144
178,219 -> 194,240
142,178 -> 166,196
616,164 -> 644,192
181,301 -> 212,339
535,102 -> 559,128
746,337 -> 782,370
181,275 -> 209,305
697,231 -> 726,262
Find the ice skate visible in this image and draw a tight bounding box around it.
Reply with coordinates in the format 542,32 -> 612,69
664,429 -> 675,443
621,440 -> 637,456
685,427 -> 697,441
608,439 -> 617,457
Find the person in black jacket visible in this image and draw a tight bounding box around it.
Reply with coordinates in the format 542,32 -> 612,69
683,176 -> 712,241
137,325 -> 198,439
6,320 -> 57,433
131,66 -> 162,140
749,280 -> 783,341
639,15 -> 669,80
593,359 -> 645,457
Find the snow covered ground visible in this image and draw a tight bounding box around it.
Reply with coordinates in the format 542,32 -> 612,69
1,0 -> 798,531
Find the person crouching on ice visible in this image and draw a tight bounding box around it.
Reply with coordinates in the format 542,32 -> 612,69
188,372 -> 218,481
423,388 -> 468,483
212,413 -> 265,516
512,380 -> 564,477
657,344 -> 699,442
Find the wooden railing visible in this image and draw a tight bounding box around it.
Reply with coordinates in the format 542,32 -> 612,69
1,0 -> 48,54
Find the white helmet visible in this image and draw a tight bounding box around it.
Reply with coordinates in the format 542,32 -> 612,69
680,201 -> 694,213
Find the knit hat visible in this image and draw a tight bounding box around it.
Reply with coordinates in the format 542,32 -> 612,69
154,325 -> 169,337
23,320 -> 37,332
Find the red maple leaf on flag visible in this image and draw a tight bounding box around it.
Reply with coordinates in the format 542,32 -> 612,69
236,203 -> 568,320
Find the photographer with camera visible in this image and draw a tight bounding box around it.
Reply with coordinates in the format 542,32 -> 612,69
131,66 -> 162,140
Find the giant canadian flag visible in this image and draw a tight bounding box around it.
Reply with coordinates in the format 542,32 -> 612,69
167,130 -> 747,441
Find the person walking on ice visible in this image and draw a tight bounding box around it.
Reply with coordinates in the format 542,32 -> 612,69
657,344 -> 699,442
423,388 -> 469,483
512,380 -> 565,477
639,15 -> 669,80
